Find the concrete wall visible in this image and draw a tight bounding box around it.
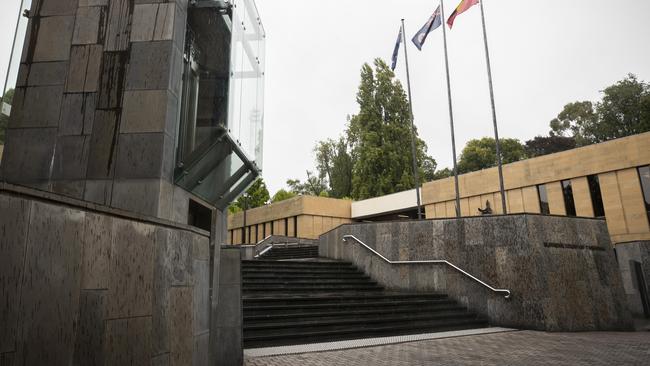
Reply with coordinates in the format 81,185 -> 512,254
422,132 -> 650,244
0,0 -> 199,224
0,186 -> 218,365
320,215 -> 633,331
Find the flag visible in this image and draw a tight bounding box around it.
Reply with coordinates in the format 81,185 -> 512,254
391,27 -> 402,71
447,0 -> 479,29
411,6 -> 442,51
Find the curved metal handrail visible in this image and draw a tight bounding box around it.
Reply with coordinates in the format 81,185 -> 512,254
342,235 -> 511,299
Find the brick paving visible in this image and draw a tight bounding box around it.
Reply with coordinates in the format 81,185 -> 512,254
245,331 -> 650,366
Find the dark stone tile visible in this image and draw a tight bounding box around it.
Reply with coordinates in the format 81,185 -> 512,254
126,41 -> 173,91
105,0 -> 134,52
103,317 -> 152,365
52,135 -> 90,180
24,61 -> 68,86
193,260 -> 210,334
59,93 -> 97,136
38,0 -> 78,16
72,6 -> 106,45
66,45 -> 103,93
32,16 -> 74,62
114,132 -> 167,180
15,201 -> 84,366
97,51 -> 128,109
0,128 -> 57,183
214,327 -> 242,366
8,86 -> 64,128
73,290 -> 106,365
0,195 -> 31,353
86,110 -> 119,179
170,287 -> 193,366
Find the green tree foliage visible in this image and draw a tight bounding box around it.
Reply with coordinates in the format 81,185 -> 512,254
0,89 -> 15,144
457,137 -> 526,174
550,74 -> 650,146
314,138 -> 353,198
271,189 -> 297,203
229,178 -> 270,213
287,171 -> 328,196
346,59 -> 436,200
524,135 -> 576,158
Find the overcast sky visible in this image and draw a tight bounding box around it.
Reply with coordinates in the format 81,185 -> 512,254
2,1 -> 650,196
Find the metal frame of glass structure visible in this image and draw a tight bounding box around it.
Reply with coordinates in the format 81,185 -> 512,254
176,0 -> 265,209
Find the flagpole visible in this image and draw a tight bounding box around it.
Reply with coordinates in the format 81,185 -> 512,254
439,0 -> 462,218
479,0 -> 508,214
400,19 -> 424,219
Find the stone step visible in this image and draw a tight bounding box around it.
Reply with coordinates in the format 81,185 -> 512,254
243,298 -> 455,314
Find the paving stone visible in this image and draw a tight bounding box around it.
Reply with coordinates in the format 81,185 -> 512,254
32,16 -> 75,62
104,317 -> 153,365
106,219 -> 156,318
59,93 -> 96,136
0,195 -> 31,353
105,0 -> 134,52
66,45 -> 103,93
244,331 -> 650,366
14,201 -> 84,366
73,6 -> 106,45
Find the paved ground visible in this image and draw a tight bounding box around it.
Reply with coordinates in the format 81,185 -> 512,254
245,331 -> 650,366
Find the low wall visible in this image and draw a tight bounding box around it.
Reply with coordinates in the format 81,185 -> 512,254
0,188 -> 215,364
320,214 -> 633,331
239,235 -> 319,260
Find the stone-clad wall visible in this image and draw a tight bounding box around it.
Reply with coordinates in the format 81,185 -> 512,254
320,215 -> 633,331
615,241 -> 650,317
0,189 -> 214,365
0,0 -> 194,222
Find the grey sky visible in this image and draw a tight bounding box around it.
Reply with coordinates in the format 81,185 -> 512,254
2,1 -> 649,196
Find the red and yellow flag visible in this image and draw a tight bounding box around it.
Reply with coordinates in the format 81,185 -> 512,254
447,0 -> 479,28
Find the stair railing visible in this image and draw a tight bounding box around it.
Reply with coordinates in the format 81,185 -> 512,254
254,235 -> 274,258
342,235 -> 511,299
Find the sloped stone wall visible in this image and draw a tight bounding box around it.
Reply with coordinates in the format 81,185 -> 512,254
0,189 -> 215,365
320,215 -> 633,331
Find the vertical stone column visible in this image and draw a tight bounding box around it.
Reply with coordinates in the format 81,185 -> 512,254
1,0 -> 191,222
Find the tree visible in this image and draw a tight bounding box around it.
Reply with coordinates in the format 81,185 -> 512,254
524,135 -> 576,157
0,89 -> 15,144
346,58 -> 436,200
549,74 -> 650,146
229,178 -> 270,213
271,189 -> 296,203
287,171 -> 328,196
314,137 -> 353,198
457,137 -> 526,174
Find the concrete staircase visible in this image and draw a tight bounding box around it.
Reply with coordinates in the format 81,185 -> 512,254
242,254 -> 487,348
258,245 -> 319,260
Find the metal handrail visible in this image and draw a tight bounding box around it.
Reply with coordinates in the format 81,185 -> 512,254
342,235 -> 511,299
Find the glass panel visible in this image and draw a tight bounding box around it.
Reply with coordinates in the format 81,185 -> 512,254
537,185 -> 550,215
229,0 -> 265,169
2,0 -> 32,139
638,166 -> 650,226
587,175 -> 606,218
561,180 -> 577,216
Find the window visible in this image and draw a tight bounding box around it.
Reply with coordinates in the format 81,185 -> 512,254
293,216 -> 298,237
188,200 -> 212,231
561,180 -> 577,216
639,166 -> 650,225
537,184 -> 550,215
284,218 -> 289,236
587,175 -> 606,218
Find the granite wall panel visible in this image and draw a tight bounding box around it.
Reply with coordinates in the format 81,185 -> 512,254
321,215 -> 633,331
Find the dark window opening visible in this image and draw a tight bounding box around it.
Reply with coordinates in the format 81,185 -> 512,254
230,230 -> 233,245
587,175 -> 606,218
188,200 -> 212,231
537,185 -> 550,215
284,218 -> 289,236
262,223 -> 266,239
561,180 -> 577,216
241,227 -> 245,244
293,216 -> 298,237
271,221 -> 274,235
639,166 -> 650,226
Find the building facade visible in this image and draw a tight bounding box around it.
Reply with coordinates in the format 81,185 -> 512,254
228,132 -> 650,317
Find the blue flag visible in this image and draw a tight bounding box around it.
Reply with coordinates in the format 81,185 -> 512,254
412,6 -> 442,51
391,27 -> 402,71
